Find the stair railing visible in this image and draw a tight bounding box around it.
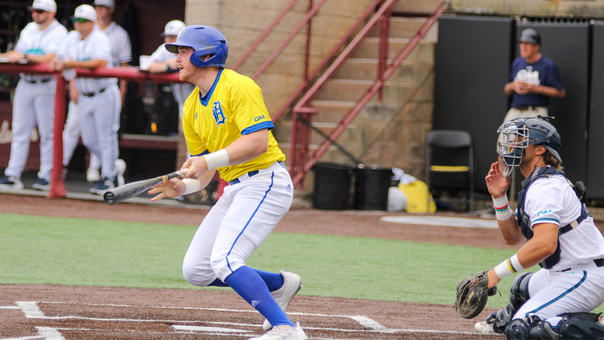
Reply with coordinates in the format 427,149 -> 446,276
290,1 -> 446,187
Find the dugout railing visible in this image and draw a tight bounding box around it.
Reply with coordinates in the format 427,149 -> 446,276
0,62 -> 182,198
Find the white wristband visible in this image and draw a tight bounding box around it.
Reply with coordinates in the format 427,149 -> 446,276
182,178 -> 201,196
204,149 -> 229,170
494,254 -> 524,280
493,195 -> 513,220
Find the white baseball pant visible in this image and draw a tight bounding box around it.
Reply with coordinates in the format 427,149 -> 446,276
5,78 -> 56,180
63,100 -> 101,170
182,162 -> 293,286
78,84 -> 121,180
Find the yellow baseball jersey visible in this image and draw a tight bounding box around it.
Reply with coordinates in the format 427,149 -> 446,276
182,69 -> 286,182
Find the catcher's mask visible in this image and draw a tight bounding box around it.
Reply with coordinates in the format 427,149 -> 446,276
497,115 -> 562,177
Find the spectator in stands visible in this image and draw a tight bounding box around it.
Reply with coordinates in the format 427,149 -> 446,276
0,0 -> 67,191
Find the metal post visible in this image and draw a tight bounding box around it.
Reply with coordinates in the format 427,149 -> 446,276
48,74 -> 66,198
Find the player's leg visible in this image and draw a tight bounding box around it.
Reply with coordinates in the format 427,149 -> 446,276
78,96 -> 105,193
506,267 -> 604,339
1,81 -> 35,190
182,198 -> 229,287
63,101 -> 81,171
89,86 -> 120,192
31,80 -> 56,190
213,169 -> 298,329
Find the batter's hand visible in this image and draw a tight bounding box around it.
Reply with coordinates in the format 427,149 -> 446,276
181,156 -> 209,180
485,161 -> 510,199
148,178 -> 185,202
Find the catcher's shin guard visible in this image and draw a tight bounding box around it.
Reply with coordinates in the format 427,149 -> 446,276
528,320 -> 559,340
558,315 -> 604,339
510,272 -> 533,310
493,272 -> 534,332
505,319 -> 529,340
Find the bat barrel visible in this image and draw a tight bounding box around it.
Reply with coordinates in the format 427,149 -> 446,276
104,191 -> 118,205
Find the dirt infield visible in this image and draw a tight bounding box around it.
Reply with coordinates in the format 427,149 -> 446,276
0,193 -> 533,339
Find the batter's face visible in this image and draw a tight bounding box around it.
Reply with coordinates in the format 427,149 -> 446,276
176,46 -> 197,82
519,42 -> 540,60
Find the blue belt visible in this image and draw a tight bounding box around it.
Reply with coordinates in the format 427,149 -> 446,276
228,161 -> 284,185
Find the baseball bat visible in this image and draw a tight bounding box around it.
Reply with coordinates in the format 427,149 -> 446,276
103,169 -> 188,205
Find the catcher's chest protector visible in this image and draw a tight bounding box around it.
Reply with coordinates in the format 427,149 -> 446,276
517,167 -> 588,269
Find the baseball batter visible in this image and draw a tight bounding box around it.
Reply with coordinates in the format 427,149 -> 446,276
0,0 -> 67,191
148,25 -> 307,340
475,116 -> 604,339
51,4 -> 121,194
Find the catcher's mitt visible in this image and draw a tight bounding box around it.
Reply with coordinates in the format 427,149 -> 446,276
455,271 -> 498,319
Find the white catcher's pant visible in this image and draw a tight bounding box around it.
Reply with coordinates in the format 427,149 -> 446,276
514,263 -> 604,324
5,78 -> 56,180
182,162 -> 293,286
78,84 -> 121,180
63,100 -> 101,170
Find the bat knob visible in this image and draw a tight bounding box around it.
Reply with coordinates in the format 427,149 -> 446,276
104,191 -> 116,205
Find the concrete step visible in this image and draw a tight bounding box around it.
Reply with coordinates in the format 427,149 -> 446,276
315,78 -> 415,102
368,17 -> 427,39
351,37 -> 435,61
392,0 -> 443,15
333,56 -> 433,82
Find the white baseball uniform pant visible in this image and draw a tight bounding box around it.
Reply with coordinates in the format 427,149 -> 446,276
514,263 -> 604,324
78,84 -> 121,180
63,100 -> 101,169
182,162 -> 293,286
5,78 -> 56,180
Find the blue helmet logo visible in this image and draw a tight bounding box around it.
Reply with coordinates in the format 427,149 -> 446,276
165,25 -> 228,68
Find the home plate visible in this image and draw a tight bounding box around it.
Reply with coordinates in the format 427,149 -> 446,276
173,325 -> 252,333
381,216 -> 499,229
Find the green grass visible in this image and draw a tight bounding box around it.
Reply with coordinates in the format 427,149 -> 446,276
1,212 -> 602,312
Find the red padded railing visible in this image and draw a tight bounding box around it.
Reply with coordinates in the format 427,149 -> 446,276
0,63 -> 182,198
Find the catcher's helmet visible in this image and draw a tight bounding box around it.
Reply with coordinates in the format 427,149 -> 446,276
165,25 -> 228,68
497,115 -> 561,177
519,28 -> 541,45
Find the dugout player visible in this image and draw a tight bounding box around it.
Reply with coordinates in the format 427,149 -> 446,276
148,25 -> 308,340
475,116 -> 604,339
148,20 -> 195,123
0,0 -> 67,191
50,4 -> 122,195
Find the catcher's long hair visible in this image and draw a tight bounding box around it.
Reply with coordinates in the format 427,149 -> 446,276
542,149 -> 563,171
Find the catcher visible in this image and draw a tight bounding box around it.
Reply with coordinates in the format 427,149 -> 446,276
457,116 -> 604,339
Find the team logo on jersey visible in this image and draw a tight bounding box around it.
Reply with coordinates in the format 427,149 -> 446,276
213,101 -> 226,126
254,115 -> 266,121
537,210 -> 552,217
516,67 -> 541,85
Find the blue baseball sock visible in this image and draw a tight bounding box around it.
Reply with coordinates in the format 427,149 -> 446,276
252,269 -> 284,292
225,266 -> 294,327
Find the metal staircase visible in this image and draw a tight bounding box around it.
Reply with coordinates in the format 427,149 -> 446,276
233,0 -> 446,188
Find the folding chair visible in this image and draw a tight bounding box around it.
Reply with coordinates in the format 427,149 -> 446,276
425,130 -> 474,212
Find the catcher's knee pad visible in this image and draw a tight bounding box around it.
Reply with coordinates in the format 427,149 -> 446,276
557,315 -> 604,339
505,319 -> 529,340
510,272 -> 533,310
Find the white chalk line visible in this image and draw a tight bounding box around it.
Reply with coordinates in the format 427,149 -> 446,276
9,301 -> 491,337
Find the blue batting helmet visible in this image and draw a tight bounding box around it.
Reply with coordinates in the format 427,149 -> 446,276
165,25 -> 228,68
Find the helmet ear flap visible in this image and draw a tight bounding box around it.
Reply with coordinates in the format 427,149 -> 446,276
190,50 -> 206,68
